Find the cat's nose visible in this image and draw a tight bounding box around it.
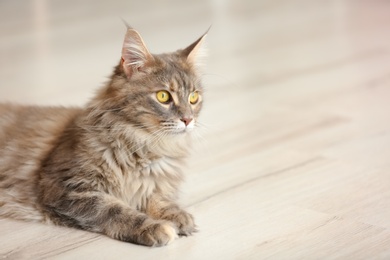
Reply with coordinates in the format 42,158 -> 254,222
180,117 -> 193,126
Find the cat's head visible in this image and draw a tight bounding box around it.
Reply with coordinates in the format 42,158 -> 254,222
95,27 -> 207,140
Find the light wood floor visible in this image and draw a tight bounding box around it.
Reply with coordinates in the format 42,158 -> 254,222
1,0 -> 390,259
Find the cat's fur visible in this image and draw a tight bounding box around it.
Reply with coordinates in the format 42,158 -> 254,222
0,27 -> 206,247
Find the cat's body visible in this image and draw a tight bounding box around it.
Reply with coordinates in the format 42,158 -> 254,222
0,104 -> 80,222
0,27 -> 206,246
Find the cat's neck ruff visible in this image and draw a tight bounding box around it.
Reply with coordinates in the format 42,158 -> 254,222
120,124 -> 192,158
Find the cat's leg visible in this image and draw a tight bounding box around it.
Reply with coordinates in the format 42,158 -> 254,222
145,194 -> 197,236
42,191 -> 177,246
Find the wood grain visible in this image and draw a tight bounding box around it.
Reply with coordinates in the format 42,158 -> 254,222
1,0 -> 390,259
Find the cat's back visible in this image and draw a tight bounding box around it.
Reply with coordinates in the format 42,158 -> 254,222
0,103 -> 81,221
0,103 -> 81,155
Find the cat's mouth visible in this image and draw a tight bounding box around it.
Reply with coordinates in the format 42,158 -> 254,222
159,120 -> 195,135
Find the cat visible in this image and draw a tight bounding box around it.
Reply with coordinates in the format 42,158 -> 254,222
0,26 -> 207,247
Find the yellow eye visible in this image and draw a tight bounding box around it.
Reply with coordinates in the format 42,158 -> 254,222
156,90 -> 171,103
189,91 -> 199,104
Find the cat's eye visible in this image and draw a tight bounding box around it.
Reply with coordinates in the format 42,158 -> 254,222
156,90 -> 171,104
189,91 -> 199,104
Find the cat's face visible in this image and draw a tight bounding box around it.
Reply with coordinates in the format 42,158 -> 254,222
140,57 -> 203,135
103,28 -> 206,138
122,53 -> 204,136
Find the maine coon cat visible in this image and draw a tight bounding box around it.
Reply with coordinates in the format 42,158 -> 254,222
0,26 -> 207,247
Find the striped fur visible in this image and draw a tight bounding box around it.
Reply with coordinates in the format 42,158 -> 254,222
0,28 -> 206,246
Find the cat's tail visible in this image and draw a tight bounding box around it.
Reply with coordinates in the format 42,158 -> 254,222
0,199 -> 45,222
0,176 -> 46,223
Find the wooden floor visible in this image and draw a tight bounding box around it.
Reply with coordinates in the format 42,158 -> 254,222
1,0 -> 390,259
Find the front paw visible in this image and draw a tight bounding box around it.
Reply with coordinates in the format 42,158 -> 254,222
138,221 -> 178,247
166,210 -> 197,236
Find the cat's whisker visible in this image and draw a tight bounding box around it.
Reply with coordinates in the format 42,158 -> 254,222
127,128 -> 167,154
196,121 -> 220,132
192,128 -> 207,145
141,129 -> 174,155
149,132 -> 169,152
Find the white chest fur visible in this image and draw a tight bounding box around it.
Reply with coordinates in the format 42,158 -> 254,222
126,157 -> 183,208
103,148 -> 184,209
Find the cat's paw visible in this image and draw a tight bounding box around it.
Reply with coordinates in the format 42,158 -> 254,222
168,210 -> 197,236
139,221 -> 178,247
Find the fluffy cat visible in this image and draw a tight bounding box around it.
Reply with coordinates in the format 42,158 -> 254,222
0,26 -> 207,247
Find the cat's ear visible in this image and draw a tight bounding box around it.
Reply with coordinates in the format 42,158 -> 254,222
121,29 -> 154,78
182,28 -> 209,66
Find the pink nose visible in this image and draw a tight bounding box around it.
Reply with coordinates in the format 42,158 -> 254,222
180,117 -> 193,126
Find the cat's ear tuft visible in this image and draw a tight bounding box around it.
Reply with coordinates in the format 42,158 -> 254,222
121,29 -> 154,78
182,28 -> 209,66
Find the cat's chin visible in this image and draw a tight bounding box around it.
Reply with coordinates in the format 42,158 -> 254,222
169,127 -> 194,135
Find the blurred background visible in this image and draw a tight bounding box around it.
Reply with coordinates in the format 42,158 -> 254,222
1,0 -> 390,258
0,0 -> 213,105
2,0 -> 388,106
